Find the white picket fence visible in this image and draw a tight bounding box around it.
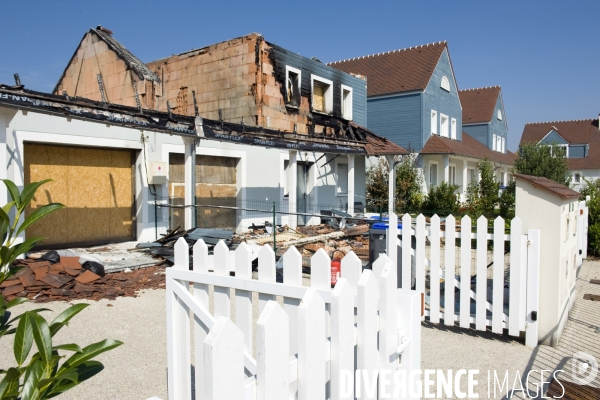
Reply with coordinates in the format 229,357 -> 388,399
166,237 -> 422,400
386,206 -> 585,345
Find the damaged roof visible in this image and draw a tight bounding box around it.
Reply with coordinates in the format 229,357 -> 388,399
328,42 -> 448,97
53,27 -> 160,94
420,132 -> 516,165
0,85 -> 403,155
459,86 -> 502,124
514,173 -> 581,199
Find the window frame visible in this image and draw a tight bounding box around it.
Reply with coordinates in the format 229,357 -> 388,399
441,76 -> 450,92
431,110 -> 438,135
449,163 -> 457,185
429,161 -> 439,187
335,160 -> 349,196
497,135 -> 502,152
501,137 -> 506,153
574,173 -> 581,184
497,110 -> 503,120
340,84 -> 353,121
285,65 -> 302,108
468,168 -> 477,184
440,114 -> 449,138
493,134 -> 497,151
310,74 -> 333,114
451,118 -> 457,140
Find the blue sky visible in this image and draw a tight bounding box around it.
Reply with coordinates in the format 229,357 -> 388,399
1,0 -> 598,151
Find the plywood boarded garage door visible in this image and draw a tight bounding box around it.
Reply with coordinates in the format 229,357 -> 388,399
24,143 -> 135,247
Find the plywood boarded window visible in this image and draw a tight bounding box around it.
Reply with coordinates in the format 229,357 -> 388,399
24,144 -> 134,247
168,153 -> 238,230
311,75 -> 333,114
313,84 -> 324,112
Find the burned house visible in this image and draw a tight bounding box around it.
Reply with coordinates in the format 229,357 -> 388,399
0,28 -> 405,248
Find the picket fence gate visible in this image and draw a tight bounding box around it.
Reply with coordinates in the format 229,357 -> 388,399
387,205 -> 585,345
166,237 -> 422,400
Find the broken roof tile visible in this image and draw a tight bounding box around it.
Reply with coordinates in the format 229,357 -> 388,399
75,270 -> 101,284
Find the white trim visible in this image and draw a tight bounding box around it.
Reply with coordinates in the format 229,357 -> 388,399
539,129 -> 569,145
467,167 -> 476,184
501,137 -> 506,153
280,153 -> 290,200
449,163 -> 457,185
451,117 -> 457,140
310,74 -> 334,114
431,110 -> 438,135
493,134 -> 497,151
497,110 -> 503,120
340,84 -> 353,121
441,76 -> 450,92
335,158 -> 349,196
429,160 -> 439,187
440,113 -> 449,138
285,65 -> 302,106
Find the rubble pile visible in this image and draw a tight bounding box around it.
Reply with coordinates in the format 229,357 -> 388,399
1,255 -> 165,303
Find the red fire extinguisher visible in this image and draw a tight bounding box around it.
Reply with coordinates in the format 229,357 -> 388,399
331,259 -> 341,286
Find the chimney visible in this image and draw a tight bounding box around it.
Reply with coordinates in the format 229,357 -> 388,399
96,26 -> 113,35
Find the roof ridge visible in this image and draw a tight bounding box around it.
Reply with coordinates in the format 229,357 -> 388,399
525,119 -> 595,125
459,86 -> 501,92
327,41 -> 447,65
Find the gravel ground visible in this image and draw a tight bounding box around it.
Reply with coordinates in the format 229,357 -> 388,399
2,262 -> 597,399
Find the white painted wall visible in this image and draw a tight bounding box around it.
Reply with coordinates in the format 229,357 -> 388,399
515,178 -> 579,346
570,168 -> 600,192
0,106 -> 367,242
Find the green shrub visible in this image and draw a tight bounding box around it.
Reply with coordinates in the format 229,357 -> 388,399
0,179 -> 122,399
580,178 -> 600,256
423,181 -> 460,216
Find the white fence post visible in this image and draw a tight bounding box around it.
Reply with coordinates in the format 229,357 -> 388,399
430,215 -> 441,323
583,203 -> 588,259
166,237 -> 191,400
341,251 -> 362,294
444,214 -> 456,325
257,301 -> 289,400
234,242 -> 253,356
492,217 -> 505,334
203,317 -> 244,400
459,215 -> 471,329
475,216 -> 487,331
401,213 -> 412,290
387,212 -> 399,286
397,288 -> 422,400
193,239 -> 210,398
526,229 -> 541,348
258,245 -> 276,315
508,217 -> 523,336
298,289 -> 326,400
357,269 -> 379,400
415,214 -> 426,297
331,278 -> 354,400
378,260 -> 399,386
214,241 -> 231,319
283,246 -> 302,360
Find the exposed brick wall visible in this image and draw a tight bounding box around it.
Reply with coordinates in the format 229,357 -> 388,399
145,34 -> 259,124
55,32 -> 157,109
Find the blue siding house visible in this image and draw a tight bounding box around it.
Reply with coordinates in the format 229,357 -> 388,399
329,43 -> 515,199
460,86 -> 509,153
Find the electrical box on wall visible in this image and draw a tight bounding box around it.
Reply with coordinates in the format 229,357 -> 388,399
148,162 -> 167,185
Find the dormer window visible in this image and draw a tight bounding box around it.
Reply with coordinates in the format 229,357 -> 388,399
497,110 -> 503,120
285,66 -> 301,107
440,114 -> 449,137
341,84 -> 353,120
441,76 -> 450,92
311,75 -> 333,114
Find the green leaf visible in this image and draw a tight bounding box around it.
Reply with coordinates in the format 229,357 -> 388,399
49,304 -> 89,337
60,339 -> 122,372
1,201 -> 15,215
3,179 -> 21,208
30,312 -> 52,368
37,371 -> 78,389
0,367 -> 21,399
19,179 -> 52,214
6,297 -> 28,309
21,359 -> 44,400
14,312 -> 33,366
0,207 -> 10,244
16,203 -> 64,236
45,361 -> 104,398
53,343 -> 82,353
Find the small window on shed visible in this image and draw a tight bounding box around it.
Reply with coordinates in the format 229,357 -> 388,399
341,84 -> 353,120
441,76 -> 450,92
285,66 -> 301,107
497,110 -> 503,120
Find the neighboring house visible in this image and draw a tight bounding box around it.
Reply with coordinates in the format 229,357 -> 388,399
5,27 -> 405,248
519,118 -> 600,191
329,43 -> 515,198
329,42 -> 462,152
